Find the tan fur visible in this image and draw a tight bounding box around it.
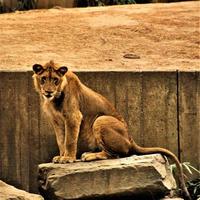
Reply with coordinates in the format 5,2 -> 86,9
32,61 -> 191,199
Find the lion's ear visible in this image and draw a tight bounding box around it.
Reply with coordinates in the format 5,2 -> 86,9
57,66 -> 68,76
33,64 -> 44,74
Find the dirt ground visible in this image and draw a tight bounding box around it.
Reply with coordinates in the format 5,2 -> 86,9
0,1 -> 199,71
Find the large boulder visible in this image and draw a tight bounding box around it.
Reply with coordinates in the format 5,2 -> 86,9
38,154 -> 177,200
0,180 -> 44,200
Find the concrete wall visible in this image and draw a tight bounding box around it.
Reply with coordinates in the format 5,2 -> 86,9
0,70 -> 199,193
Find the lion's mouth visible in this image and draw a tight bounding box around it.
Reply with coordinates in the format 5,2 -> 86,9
43,94 -> 54,101
43,92 -> 55,100
45,94 -> 53,98
43,91 -> 59,100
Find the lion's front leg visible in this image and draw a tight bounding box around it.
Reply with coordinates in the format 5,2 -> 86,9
46,111 -> 66,163
59,111 -> 83,164
51,121 -> 65,163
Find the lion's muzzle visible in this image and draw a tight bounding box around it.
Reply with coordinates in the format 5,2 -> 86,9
44,91 -> 54,98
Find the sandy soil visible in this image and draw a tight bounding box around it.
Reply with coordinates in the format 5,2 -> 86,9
0,1 -> 199,71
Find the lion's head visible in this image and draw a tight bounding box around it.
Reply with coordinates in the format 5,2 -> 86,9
32,60 -> 68,101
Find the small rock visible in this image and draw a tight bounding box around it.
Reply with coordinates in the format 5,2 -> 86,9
123,53 -> 140,59
105,58 -> 113,61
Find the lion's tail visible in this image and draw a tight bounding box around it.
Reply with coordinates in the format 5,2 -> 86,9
129,140 -> 191,200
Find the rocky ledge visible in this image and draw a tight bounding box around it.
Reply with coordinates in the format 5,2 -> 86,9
38,154 -> 177,200
0,180 -> 44,200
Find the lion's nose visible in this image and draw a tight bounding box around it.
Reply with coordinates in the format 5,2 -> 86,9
46,91 -> 53,95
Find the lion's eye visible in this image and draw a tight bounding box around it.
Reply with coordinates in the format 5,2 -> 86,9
53,77 -> 59,85
41,76 -> 46,84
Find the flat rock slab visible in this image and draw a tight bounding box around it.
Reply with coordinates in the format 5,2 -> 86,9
38,154 -> 177,200
0,180 -> 44,200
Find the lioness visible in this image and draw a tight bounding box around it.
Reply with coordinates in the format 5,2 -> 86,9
32,60 -> 190,199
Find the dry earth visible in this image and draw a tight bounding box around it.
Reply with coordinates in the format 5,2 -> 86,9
0,1 -> 199,71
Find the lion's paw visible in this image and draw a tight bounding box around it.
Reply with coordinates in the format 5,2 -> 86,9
81,151 -> 109,162
81,152 -> 96,162
52,156 -> 61,163
59,156 -> 76,164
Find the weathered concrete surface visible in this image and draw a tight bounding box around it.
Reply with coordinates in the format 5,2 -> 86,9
0,180 -> 44,200
0,70 -> 199,193
178,72 -> 200,180
38,154 -> 177,200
